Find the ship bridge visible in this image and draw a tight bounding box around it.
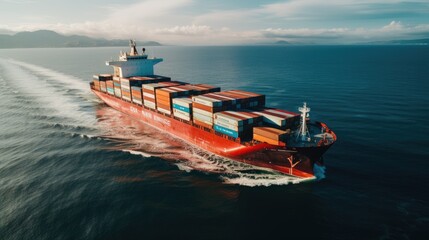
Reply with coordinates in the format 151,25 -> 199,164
106,40 -> 163,78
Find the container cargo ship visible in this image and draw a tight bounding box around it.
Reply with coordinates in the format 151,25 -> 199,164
90,41 -> 337,180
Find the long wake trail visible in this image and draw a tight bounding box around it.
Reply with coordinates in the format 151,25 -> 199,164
0,58 -> 98,134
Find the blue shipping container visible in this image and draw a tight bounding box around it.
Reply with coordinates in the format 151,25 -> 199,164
173,103 -> 190,113
214,124 -> 239,138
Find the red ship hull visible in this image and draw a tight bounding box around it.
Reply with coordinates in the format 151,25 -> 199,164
93,90 -> 333,179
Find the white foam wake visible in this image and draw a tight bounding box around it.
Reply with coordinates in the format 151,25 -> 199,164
0,58 -> 97,129
122,149 -> 152,158
6,59 -> 90,93
174,145 -> 315,187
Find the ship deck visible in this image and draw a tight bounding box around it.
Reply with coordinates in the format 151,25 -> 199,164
288,124 -> 336,148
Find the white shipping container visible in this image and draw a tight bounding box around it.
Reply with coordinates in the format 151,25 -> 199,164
142,83 -> 158,91
132,98 -> 142,105
144,101 -> 156,109
173,109 -> 191,121
252,112 -> 286,126
120,79 -> 130,88
193,107 -> 214,118
143,92 -> 155,99
264,109 -> 296,118
209,93 -> 237,104
173,108 -> 190,117
172,97 -> 193,108
157,107 -> 171,115
213,119 -> 244,132
114,88 -> 122,97
193,112 -> 213,123
193,118 -> 213,127
192,95 -> 222,107
214,112 -> 244,126
222,111 -> 260,124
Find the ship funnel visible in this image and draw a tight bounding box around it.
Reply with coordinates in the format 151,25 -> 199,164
296,102 -> 311,142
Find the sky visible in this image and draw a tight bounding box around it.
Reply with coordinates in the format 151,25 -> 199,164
1,0 -> 429,45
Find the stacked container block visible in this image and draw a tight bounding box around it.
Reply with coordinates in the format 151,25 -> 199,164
155,86 -> 192,115
191,93 -> 239,129
142,81 -> 185,110
113,76 -> 122,98
172,97 -> 193,121
106,80 -> 114,95
217,90 -> 265,109
131,86 -> 143,105
185,84 -> 220,95
120,78 -> 132,101
213,111 -> 262,139
93,74 -> 113,93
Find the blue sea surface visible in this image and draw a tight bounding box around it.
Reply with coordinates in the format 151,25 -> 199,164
0,45 -> 428,239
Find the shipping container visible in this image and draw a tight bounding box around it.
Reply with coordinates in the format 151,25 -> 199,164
172,97 -> 192,107
192,95 -> 223,107
193,119 -> 213,129
92,80 -> 100,91
173,108 -> 191,121
106,80 -> 114,95
252,133 -> 285,146
192,111 -> 213,124
219,90 -> 265,108
213,120 -> 244,132
249,109 -> 299,128
253,127 -> 289,141
144,100 -> 156,109
173,104 -> 190,113
206,93 -> 237,105
193,107 -> 214,118
214,112 -> 245,126
100,81 -> 107,93
157,106 -> 171,115
214,124 -> 239,138
132,97 -> 143,105
173,108 -> 191,117
146,75 -> 172,82
184,84 -> 221,95
93,74 -> 113,81
121,88 -> 131,101
114,86 -> 122,98
131,86 -> 142,101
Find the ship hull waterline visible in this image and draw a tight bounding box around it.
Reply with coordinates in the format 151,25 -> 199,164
93,90 -> 333,179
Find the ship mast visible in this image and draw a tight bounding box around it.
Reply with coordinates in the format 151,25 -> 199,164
129,39 -> 138,56
296,102 -> 311,142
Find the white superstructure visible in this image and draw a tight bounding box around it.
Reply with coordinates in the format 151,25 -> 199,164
106,40 -> 163,77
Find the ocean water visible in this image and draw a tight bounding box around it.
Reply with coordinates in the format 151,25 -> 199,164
0,46 -> 428,240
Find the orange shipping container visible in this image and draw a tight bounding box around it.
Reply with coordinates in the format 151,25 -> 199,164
156,98 -> 171,107
193,119 -> 213,129
253,133 -> 285,146
253,127 -> 288,141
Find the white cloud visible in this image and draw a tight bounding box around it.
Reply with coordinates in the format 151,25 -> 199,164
154,25 -> 212,36
382,21 -> 403,31
1,0 -> 428,45
262,22 -> 429,43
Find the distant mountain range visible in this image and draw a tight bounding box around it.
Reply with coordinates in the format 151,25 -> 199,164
364,38 -> 429,45
0,30 -> 162,48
